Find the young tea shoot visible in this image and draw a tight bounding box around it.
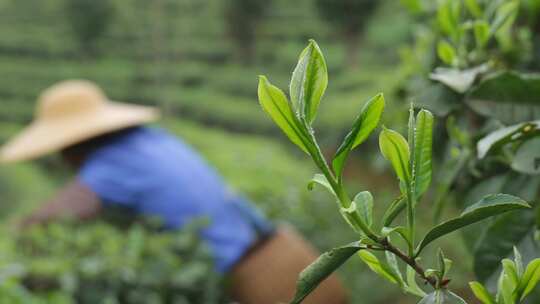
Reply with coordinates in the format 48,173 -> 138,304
257,39 -> 535,304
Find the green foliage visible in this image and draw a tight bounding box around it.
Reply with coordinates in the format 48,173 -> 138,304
314,0 -> 380,65
413,110 -> 434,198
223,0 -> 268,62
65,0 -> 114,54
416,194 -> 530,256
290,40 -> 328,124
379,128 -> 410,183
401,1 -> 540,301
418,290 -> 466,304
0,220 -> 225,303
332,93 -> 385,179
470,248 -> 540,304
314,0 -> 379,36
258,75 -> 311,154
291,242 -> 364,304
258,40 -> 528,304
467,72 -> 540,124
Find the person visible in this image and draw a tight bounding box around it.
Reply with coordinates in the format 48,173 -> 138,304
0,80 -> 347,304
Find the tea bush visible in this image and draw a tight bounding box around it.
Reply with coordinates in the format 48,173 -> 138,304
400,1 -> 540,301
257,39 -> 540,303
0,220 -> 225,303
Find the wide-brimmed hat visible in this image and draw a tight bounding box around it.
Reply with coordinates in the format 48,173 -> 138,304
0,80 -> 160,163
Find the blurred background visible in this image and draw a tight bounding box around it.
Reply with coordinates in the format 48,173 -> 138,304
0,0 -> 529,303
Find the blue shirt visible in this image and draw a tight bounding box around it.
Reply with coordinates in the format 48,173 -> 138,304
78,127 -> 272,272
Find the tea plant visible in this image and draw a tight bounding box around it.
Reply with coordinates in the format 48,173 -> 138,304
469,247 -> 540,304
0,220 -> 225,303
400,1 -> 540,300
257,39 -> 538,303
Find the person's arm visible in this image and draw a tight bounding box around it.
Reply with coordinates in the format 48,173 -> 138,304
19,178 -> 102,227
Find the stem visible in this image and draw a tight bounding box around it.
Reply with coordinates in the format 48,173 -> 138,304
304,128 -> 380,241
381,238 -> 438,288
406,185 -> 416,256
302,126 -> 439,289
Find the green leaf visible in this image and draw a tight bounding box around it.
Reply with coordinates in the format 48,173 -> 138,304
466,72 -> 540,124
469,281 -> 496,304
290,242 -> 364,304
464,0 -> 482,17
413,109 -> 434,199
419,290 -> 467,304
473,198 -> 538,281
352,191 -> 374,228
379,128 -> 411,183
474,20 -> 490,48
307,173 -> 336,196
516,258 -> 540,300
437,0 -> 461,38
333,94 -> 385,178
382,195 -> 406,226
477,121 -> 540,159
340,199 -> 368,235
501,259 -> 519,287
385,251 -> 406,288
416,194 -> 530,255
514,247 -> 524,277
511,137 -> 540,175
382,226 -> 411,248
490,0 -> 519,36
290,39 -> 328,124
498,267 -> 515,304
358,251 -> 402,285
437,40 -> 457,66
406,265 -> 427,297
437,249 -> 447,278
430,65 -> 489,94
400,0 -> 423,14
258,75 -> 310,153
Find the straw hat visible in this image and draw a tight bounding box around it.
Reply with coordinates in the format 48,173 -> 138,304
0,80 -> 160,163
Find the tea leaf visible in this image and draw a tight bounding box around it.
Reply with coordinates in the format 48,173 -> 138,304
353,191 -> 374,228
516,258 -> 540,300
379,128 -> 411,183
498,267 -> 515,304
474,202 -> 537,281
511,137 -> 540,175
416,194 -> 530,255
340,202 -> 366,235
406,265 -> 427,297
437,0 -> 461,38
464,0 -> 482,18
333,94 -> 385,178
501,259 -> 519,288
469,281 -> 495,304
490,0 -> 518,36
258,75 -> 310,153
290,39 -> 328,124
514,247 -> 523,277
382,226 -> 411,248
413,109 -> 434,199
385,251 -> 406,288
307,173 -> 335,196
382,195 -> 406,226
418,290 -> 467,304
430,64 -> 489,94
437,40 -> 457,65
466,72 -> 540,124
477,121 -> 540,159
358,251 -> 401,285
291,242 -> 364,304
474,20 -> 490,48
